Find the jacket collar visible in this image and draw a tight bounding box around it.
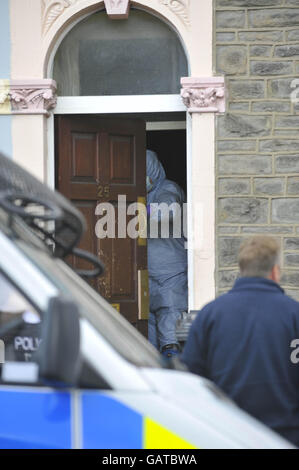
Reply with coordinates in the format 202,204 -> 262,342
232,276 -> 284,294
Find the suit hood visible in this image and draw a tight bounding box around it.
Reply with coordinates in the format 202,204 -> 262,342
146,150 -> 166,190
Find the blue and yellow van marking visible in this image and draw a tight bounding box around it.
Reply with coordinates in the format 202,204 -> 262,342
0,389 -> 71,449
81,393 -> 196,449
0,388 -> 196,449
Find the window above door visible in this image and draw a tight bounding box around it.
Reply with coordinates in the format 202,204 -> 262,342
53,8 -> 188,96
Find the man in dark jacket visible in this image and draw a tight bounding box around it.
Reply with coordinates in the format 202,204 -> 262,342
182,235 -> 299,447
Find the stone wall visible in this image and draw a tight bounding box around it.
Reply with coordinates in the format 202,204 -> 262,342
214,0 -> 299,299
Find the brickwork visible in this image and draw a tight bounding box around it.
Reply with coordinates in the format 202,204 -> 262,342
214,0 -> 299,299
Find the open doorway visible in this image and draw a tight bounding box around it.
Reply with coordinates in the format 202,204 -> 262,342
51,5 -> 190,343
54,112 -> 187,340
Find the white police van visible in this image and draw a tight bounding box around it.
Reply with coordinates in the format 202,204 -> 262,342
0,153 -> 294,449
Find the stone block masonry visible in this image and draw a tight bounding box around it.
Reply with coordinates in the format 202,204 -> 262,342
214,0 -> 299,299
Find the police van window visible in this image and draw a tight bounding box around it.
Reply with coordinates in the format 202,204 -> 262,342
19,242 -> 161,368
0,271 -> 42,364
0,271 -> 111,389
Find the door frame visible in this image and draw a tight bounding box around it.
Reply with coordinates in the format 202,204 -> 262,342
48,95 -> 194,310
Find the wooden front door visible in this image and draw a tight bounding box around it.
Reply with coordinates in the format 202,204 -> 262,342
56,116 -> 148,334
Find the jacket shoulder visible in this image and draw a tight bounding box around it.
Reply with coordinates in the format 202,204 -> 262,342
280,292 -> 299,312
192,292 -> 231,321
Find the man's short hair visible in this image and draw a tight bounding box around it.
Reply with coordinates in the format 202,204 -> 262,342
238,235 -> 280,278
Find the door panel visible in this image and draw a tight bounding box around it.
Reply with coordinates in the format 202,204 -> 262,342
109,135 -> 134,184
69,201 -> 98,290
56,116 -> 148,332
71,132 -> 98,181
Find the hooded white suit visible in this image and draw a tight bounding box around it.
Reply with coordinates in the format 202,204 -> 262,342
146,150 -> 188,350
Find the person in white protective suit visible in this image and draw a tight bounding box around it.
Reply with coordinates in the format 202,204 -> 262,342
146,150 -> 188,358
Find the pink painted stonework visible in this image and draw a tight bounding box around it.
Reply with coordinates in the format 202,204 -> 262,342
9,79 -> 57,116
104,0 -> 130,19
181,77 -> 225,114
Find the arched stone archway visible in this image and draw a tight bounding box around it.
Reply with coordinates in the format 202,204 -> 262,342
42,0 -> 192,78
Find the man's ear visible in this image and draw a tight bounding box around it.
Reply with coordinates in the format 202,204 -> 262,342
270,264 -> 280,284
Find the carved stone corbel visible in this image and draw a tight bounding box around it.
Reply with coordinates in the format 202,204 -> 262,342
104,0 -> 130,19
9,79 -> 57,116
0,80 -> 11,114
181,77 -> 225,114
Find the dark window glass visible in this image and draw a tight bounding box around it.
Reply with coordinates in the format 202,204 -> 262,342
53,9 -> 188,96
0,271 -> 41,364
